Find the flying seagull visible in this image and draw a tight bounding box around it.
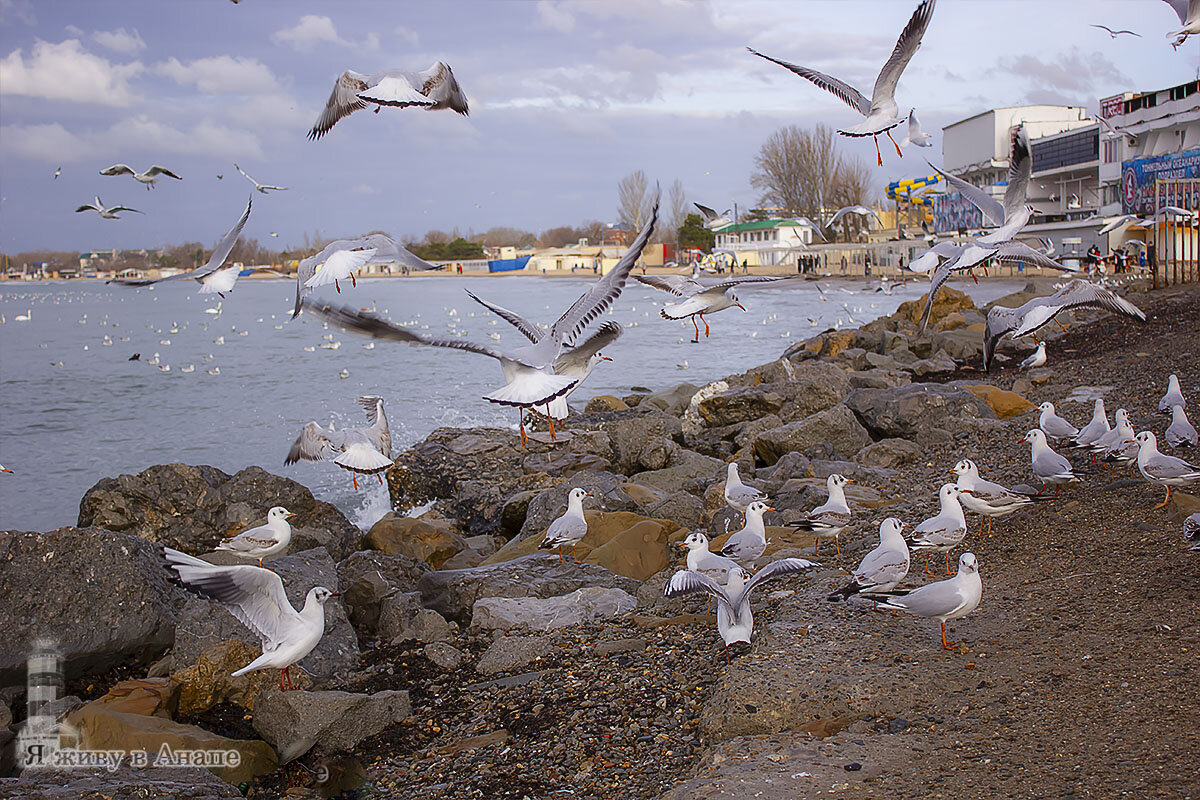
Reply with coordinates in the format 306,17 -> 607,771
828,205 -> 884,229
99,164 -> 182,190
285,396 -> 393,489
293,233 -> 439,317
1091,23 -> 1141,37
747,0 -> 937,165
234,163 -> 287,194
900,109 -> 932,147
110,198 -> 252,297
1164,0 -> 1200,47
308,62 -> 469,140
635,273 -> 787,342
74,196 -> 142,220
694,202 -> 732,229
53,166 -> 61,180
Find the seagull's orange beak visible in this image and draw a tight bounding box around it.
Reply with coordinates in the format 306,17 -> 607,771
601,356 -> 613,361
736,303 -> 746,311
0,468 -> 12,474
285,512 -> 297,518
845,478 -> 854,483
767,506 -> 776,511
585,492 -> 594,498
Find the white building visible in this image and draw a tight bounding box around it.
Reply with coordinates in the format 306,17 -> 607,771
712,218 -> 818,266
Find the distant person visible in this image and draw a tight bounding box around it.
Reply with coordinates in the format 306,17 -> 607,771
840,255 -> 847,275
742,259 -> 748,274
864,254 -> 872,277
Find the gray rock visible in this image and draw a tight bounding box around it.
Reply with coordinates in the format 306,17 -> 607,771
931,328 -> 984,363
778,361 -> 853,422
600,410 -> 685,474
417,554 -> 641,622
848,368 -> 911,390
76,464 -> 359,558
173,548 -> 359,678
253,689 -> 411,762
475,636 -> 554,675
855,438 -> 924,469
471,587 -> 637,631
881,330 -> 910,353
844,383 -> 998,447
810,459 -> 899,482
423,642 -> 466,671
450,473 -> 559,538
864,351 -> 898,370
594,638 -> 649,656
335,550 -> 430,636
516,471 -> 639,543
1,765 -> 242,799
629,449 -> 724,493
751,405 -> 872,465
908,352 -> 958,377
756,451 -> 812,483
645,492 -> 705,529
697,386 -> 785,427
378,592 -> 456,643
0,528 -> 185,682
639,383 -> 700,416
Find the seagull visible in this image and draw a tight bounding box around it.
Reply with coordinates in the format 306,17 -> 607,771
1023,428 -> 1082,497
74,196 -> 142,220
952,459 -> 1042,536
1166,405 -> 1198,448
788,473 -> 853,557
284,396 -> 392,489
747,0 -> 937,166
462,290 -> 621,422
899,108 -> 932,147
1185,513 -> 1200,551
694,202 -> 732,229
1038,402 -> 1079,441
828,205 -> 884,229
1091,23 -> 1141,37
663,557 -> 819,658
99,164 -> 182,190
110,198 -> 252,297
719,501 -> 774,564
1134,431 -> 1200,508
724,462 -> 767,514
1091,407 -> 1136,457
910,483 -> 971,575
215,506 -> 296,568
304,248 -> 376,293
538,488 -> 591,562
307,62 -> 469,140
863,552 -> 981,651
1071,398 -> 1112,450
828,518 -> 910,600
234,163 -> 287,194
0,465 -> 13,474
1164,0 -> 1200,47
293,233 -> 438,317
983,280 -> 1145,371
677,532 -> 742,586
53,166 -> 61,180
1159,374 -> 1186,414
1020,341 -> 1047,370
636,274 -> 786,342
163,548 -> 337,690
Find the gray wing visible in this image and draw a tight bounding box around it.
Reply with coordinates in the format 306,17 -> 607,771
663,569 -> 732,607
308,70 -> 370,140
918,257 -> 956,330
708,276 -> 788,292
635,274 -> 703,297
465,289 -> 543,344
927,160 -> 1005,226
984,304 -> 1024,370
869,0 -> 937,109
548,191 -> 659,346
736,557 -> 820,605
1011,280 -> 1145,338
417,61 -> 469,114
855,545 -> 908,587
1143,453 -> 1200,481
195,198 -> 252,278
747,47 -> 870,115
146,166 -> 183,180
553,321 -> 621,373
1033,449 -> 1074,477
362,234 -> 439,271
284,421 -> 340,464
1002,127 -> 1031,220
99,164 -> 135,176
992,240 -> 1074,272
694,202 -> 719,223
164,548 -> 298,649
1167,413 -> 1198,448
874,578 -> 965,617
358,396 -> 391,456
542,514 -> 587,546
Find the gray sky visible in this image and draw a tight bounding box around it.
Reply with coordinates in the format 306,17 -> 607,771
0,0 -> 1192,254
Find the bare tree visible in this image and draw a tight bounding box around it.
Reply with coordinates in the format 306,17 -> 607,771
471,227 -> 536,248
665,179 -> 688,244
616,169 -> 651,234
539,226 -> 582,248
830,157 -> 875,241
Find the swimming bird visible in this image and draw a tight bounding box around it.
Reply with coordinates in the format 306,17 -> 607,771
828,518 -> 910,600
789,473 -> 853,557
899,108 -> 932,147
234,163 -> 287,194
723,462 -> 767,515
1020,341 -> 1047,370
216,506 -> 295,567
163,548 -> 336,690
1023,429 -> 1082,496
1166,404 -> 1198,448
308,62 -> 469,140
99,164 -> 182,190
1159,374 -> 1186,414
1134,431 -> 1200,509
538,488 -> 591,562
293,233 -> 439,316
663,557 -> 819,658
110,198 -> 252,297
719,501 -> 774,564
952,459 -> 1042,536
910,483 -> 971,575
74,196 -> 142,220
285,396 -> 393,489
983,280 -> 1145,371
635,274 -> 785,342
747,0 -> 937,166
863,552 -> 981,650
1038,402 -> 1079,441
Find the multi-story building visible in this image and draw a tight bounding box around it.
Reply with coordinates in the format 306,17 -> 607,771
711,218 -> 818,266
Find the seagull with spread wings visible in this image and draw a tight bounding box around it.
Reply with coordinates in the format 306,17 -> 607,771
99,164 -> 182,190
74,196 -> 142,220
234,163 -> 287,194
635,273 -> 787,342
694,202 -> 732,229
1091,23 -> 1141,38
292,233 -> 439,317
285,396 -> 392,489
1164,0 -> 1200,47
900,109 -> 933,147
307,62 -> 468,140
109,198 -> 252,297
748,0 -> 937,166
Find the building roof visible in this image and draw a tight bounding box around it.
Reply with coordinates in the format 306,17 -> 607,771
714,218 -> 810,233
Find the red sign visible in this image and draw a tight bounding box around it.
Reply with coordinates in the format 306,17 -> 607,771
1100,94 -> 1124,119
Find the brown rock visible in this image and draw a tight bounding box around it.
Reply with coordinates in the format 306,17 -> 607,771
621,482 -> 666,506
365,514 -> 467,568
894,286 -> 975,326
90,678 -> 179,718
585,395 -> 630,412
171,640 -> 306,715
440,729 -> 509,755
802,329 -> 857,357
961,383 -> 1036,419
932,311 -> 968,332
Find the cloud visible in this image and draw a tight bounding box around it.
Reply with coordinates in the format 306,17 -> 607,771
0,38 -> 143,106
0,122 -> 88,162
156,55 -> 278,94
0,0 -> 35,26
536,0 -> 576,32
93,27 -> 146,54
274,14 -> 349,50
0,116 -> 264,163
352,183 -> 378,195
392,25 -> 419,46
64,24 -> 83,36
996,48 -> 1127,104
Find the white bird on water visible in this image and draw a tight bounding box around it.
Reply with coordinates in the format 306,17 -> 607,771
215,506 -> 296,568
307,61 -> 469,140
864,552 -> 982,651
164,548 -> 337,690
538,488 -> 592,562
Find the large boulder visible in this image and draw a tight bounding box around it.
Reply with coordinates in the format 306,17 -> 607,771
854,438 -> 924,468
471,587 -> 637,632
364,514 -> 466,568
777,361 -> 853,422
628,448 -> 724,493
599,409 -> 685,474
0,528 -> 185,682
475,635 -> 554,675
843,383 -> 998,446
697,386 -> 784,427
253,689 -> 411,762
449,473 -> 560,539
751,405 -> 872,466
171,639 -> 306,715
515,471 -> 640,543
893,286 -> 975,327
77,464 -> 359,558
335,550 -> 430,635
639,383 -> 699,416
417,555 -> 640,621
931,328 -> 984,363
958,383 -> 1036,419
376,592 -> 456,643
172,548 -> 359,679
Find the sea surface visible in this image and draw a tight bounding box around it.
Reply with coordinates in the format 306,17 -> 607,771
0,274 -> 1025,532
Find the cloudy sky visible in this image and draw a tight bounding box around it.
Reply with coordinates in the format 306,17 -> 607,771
0,0 -> 1193,254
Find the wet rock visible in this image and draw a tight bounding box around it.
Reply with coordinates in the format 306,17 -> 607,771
585,395 -> 629,412
336,550 -> 430,635
640,382 -> 700,416
171,639 -> 307,715
377,592 -> 456,643
87,678 -> 179,718
365,514 -> 467,568
173,548 -> 359,679
522,449 -> 613,477
471,587 -> 636,632
844,382 -> 997,447
855,438 -> 924,468
697,386 -> 785,427
751,405 -> 872,465
681,380 -> 730,437
959,383 -> 1036,419
423,642 -> 466,671
600,409 -> 685,474
252,689 -> 411,762
77,464 -> 358,558
418,554 -> 640,622
475,635 -> 554,675
0,527 -> 185,682
450,472 -> 560,538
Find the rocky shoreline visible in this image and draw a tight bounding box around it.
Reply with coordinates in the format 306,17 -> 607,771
2,279 -> 1197,799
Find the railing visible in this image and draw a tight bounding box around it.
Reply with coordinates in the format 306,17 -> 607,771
1154,177 -> 1199,287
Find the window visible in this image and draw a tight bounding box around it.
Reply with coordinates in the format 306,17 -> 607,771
1103,138 -> 1120,164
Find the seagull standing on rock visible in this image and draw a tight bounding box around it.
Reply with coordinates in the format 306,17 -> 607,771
863,552 -> 982,651
952,459 -> 1043,536
719,501 -> 773,565
789,473 -> 853,557
539,488 -> 592,563
1071,398 -> 1111,450
1038,402 -> 1079,441
910,484 -> 971,575
723,462 -> 766,517
1134,431 -> 1200,509
216,506 -> 295,568
1023,429 -> 1082,497
1159,374 -> 1186,414
829,518 -> 910,600
1020,341 -> 1047,370
1165,404 -> 1198,448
